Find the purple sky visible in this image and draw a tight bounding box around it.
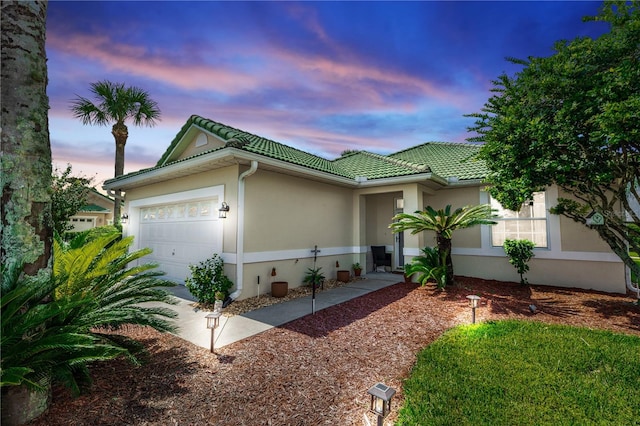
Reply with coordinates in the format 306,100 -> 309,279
46,1 -> 609,186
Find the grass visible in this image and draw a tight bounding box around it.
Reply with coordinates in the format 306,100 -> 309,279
397,320 -> 640,425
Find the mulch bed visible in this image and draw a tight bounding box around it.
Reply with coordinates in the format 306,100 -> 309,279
30,277 -> 639,425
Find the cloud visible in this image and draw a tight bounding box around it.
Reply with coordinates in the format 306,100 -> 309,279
46,32 -> 260,94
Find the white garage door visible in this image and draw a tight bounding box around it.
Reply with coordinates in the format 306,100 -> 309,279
138,199 -> 221,283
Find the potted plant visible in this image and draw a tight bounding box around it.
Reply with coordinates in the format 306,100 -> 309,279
335,260 -> 349,282
214,291 -> 225,313
270,267 -> 288,298
352,262 -> 362,277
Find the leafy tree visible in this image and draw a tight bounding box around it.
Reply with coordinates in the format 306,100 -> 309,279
70,81 -> 161,225
467,2 -> 640,282
503,239 -> 536,285
51,164 -> 94,235
390,204 -> 496,286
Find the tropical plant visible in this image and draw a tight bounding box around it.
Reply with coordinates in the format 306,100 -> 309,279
185,254 -> 233,304
503,239 -> 536,285
467,2 -> 640,285
303,267 -> 325,287
1,264 -> 126,395
70,80 -> 161,224
2,227 -> 177,397
51,164 -> 94,236
390,204 -> 496,286
53,227 -> 178,343
352,262 -> 361,270
405,246 -> 448,289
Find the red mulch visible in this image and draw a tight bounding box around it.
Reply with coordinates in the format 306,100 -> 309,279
29,277 -> 639,425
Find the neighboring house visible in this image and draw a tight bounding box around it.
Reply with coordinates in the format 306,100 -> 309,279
103,115 -> 626,299
68,188 -> 114,232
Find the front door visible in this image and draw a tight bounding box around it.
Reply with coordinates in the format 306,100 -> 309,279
394,198 -> 404,268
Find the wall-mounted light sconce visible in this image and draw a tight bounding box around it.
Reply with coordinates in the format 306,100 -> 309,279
218,202 -> 230,219
120,213 -> 129,224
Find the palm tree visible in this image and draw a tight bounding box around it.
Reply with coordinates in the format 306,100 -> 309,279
70,81 -> 161,224
390,204 -> 496,286
1,0 -> 52,278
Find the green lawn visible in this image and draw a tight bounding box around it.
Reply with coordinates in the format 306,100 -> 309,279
397,320 -> 640,425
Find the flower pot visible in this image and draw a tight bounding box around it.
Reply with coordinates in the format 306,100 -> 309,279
271,281 -> 288,298
336,270 -> 350,282
404,272 -> 414,283
354,268 -> 362,277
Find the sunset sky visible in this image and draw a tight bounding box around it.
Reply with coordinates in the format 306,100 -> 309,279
46,1 -> 609,186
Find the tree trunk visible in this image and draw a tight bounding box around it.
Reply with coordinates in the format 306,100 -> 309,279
1,1 -> 53,423
1,0 -> 52,278
111,122 -> 128,225
437,233 -> 454,286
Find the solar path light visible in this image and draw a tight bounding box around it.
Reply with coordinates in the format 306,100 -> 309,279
205,311 -> 222,353
367,382 -> 396,426
466,295 -> 481,324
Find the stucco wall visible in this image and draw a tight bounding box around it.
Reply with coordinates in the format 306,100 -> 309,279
423,186 -> 483,249
243,169 -> 353,251
453,254 -> 626,293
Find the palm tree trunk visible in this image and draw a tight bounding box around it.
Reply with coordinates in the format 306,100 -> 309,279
437,233 -> 454,286
1,1 -> 53,423
1,0 -> 53,277
111,123 -> 128,224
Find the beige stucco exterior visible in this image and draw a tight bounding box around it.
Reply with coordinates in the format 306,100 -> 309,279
68,190 -> 115,232
108,124 -> 629,299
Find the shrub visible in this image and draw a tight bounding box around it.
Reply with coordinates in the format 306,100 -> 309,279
405,246 -> 447,289
185,254 -> 233,304
2,226 -> 177,396
503,239 -> 536,285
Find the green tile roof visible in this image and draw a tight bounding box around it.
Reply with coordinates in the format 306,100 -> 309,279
390,142 -> 488,180
110,115 -> 487,185
80,204 -> 110,213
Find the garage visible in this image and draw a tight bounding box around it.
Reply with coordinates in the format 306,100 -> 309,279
131,189 -> 224,283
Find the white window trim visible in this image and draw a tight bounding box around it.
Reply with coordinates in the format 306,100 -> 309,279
456,187 -> 619,262
489,191 -> 549,248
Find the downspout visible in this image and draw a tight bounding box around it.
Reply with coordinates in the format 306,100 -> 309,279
230,160 -> 258,300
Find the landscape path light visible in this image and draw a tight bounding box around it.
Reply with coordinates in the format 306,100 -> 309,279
466,295 -> 481,324
205,311 -> 222,353
367,382 -> 396,426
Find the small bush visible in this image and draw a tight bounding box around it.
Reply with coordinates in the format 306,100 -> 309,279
185,254 -> 233,304
503,239 -> 535,285
405,246 -> 447,288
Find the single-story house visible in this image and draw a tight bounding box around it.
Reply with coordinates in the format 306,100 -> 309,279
68,188 -> 115,232
103,115 -> 627,299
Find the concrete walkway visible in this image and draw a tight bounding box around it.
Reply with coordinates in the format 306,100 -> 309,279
162,273 -> 403,351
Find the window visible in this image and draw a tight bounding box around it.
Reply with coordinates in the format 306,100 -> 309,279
490,191 -> 548,248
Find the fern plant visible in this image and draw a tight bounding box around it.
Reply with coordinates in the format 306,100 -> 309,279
303,267 -> 325,287
1,226 -> 180,396
1,261 -> 126,395
405,246 -> 448,289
